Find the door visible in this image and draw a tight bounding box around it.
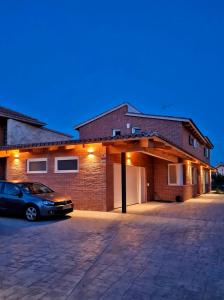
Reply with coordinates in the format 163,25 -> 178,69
0,182 -> 24,214
113,163 -> 146,209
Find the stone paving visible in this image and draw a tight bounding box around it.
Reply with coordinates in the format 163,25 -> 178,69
1,193 -> 224,299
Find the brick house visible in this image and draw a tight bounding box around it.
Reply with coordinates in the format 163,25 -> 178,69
0,103 -> 213,211
215,163 -> 224,175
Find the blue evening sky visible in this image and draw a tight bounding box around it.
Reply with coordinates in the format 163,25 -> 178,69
0,1 -> 223,165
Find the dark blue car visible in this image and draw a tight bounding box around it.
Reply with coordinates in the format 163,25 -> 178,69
0,181 -> 73,221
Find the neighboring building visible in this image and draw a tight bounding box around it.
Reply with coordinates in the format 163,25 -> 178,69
216,163 -> 224,175
0,103 -> 214,211
0,106 -> 72,180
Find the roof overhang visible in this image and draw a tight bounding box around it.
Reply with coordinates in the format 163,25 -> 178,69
0,132 -> 212,168
74,103 -> 140,130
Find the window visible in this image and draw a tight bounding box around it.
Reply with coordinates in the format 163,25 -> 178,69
189,135 -> 194,146
168,164 -> 183,186
189,135 -> 199,148
132,127 -> 141,134
55,157 -> 79,173
3,183 -> 21,196
204,148 -> 209,158
193,139 -> 199,148
27,158 -> 47,174
112,129 -> 121,137
18,182 -> 53,194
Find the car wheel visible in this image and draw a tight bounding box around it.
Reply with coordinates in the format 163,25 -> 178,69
25,205 -> 39,221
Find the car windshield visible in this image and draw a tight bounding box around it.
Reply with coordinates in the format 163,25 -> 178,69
18,183 -> 54,195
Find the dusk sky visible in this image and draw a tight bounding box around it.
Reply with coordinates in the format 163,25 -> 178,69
0,1 -> 223,165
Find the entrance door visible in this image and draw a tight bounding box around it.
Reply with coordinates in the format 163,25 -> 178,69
0,158 -> 6,180
113,163 -> 146,209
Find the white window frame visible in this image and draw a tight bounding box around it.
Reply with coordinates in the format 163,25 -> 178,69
27,158 -> 48,174
204,148 -> 209,158
112,129 -> 121,137
131,127 -> 141,134
54,156 -> 79,173
168,163 -> 183,186
193,139 -> 199,148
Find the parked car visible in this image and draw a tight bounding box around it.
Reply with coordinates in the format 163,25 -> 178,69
0,181 -> 73,221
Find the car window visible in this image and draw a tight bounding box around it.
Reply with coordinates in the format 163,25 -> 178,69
4,183 -> 21,196
0,182 -> 4,193
19,183 -> 53,194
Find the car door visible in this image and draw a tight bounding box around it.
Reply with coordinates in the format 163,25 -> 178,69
0,183 -> 24,214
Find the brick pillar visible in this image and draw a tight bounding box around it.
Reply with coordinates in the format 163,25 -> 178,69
183,160 -> 192,201
183,160 -> 192,185
208,170 -> 212,192
197,165 -> 203,195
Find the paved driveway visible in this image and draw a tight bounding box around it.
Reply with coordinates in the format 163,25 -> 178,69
1,193 -> 224,300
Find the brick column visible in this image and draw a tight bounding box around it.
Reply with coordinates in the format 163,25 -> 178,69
183,160 -> 192,185
197,165 -> 203,195
208,170 -> 212,192
183,160 -> 192,201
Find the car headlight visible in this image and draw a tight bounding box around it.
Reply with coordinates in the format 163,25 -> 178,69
42,200 -> 55,206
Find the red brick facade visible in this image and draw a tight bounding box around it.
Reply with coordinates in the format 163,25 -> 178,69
79,106 -> 183,147
78,104 -> 210,164
6,144 -> 108,211
5,144 -> 211,211
2,103 -> 213,212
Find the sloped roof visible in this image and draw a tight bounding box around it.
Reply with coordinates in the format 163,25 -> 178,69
74,103 -> 140,129
0,106 -> 46,126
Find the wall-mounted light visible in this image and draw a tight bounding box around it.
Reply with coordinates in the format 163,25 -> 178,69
127,153 -> 131,159
126,153 -> 132,165
87,148 -> 94,158
14,151 -> 20,159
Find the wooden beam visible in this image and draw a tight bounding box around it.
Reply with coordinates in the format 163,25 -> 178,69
108,145 -> 178,162
107,145 -> 143,154
142,149 -> 178,163
0,151 -> 9,157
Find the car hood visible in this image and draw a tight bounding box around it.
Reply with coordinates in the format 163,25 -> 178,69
33,192 -> 71,202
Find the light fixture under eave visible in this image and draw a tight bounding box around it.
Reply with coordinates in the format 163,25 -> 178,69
87,148 -> 95,158
87,148 -> 94,154
14,152 -> 20,159
127,152 -> 131,159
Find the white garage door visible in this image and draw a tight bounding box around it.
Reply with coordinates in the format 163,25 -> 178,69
114,163 -> 146,209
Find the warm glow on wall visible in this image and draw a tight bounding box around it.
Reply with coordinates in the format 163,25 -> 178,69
126,153 -> 132,165
87,147 -> 95,158
126,158 -> 131,165
127,153 -> 131,159
13,151 -> 20,159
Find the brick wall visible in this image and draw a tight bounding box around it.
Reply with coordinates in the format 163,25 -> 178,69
78,105 -> 183,146
153,158 -> 184,201
78,105 -> 210,164
182,126 -> 209,164
6,143 -> 108,211
5,143 -> 206,212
